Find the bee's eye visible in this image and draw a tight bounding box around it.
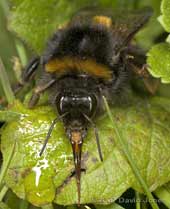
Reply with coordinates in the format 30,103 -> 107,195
57,94 -> 97,117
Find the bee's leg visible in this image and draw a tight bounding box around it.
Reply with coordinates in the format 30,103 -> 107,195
14,56 -> 40,94
126,46 -> 160,94
70,168 -> 86,177
129,63 -> 160,94
143,77 -> 160,95
83,113 -> 103,161
129,63 -> 149,78
28,79 -> 56,108
126,45 -> 146,65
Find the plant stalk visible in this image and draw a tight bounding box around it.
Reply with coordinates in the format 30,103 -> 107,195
41,204 -> 54,209
102,96 -> 159,209
136,191 -> 141,209
154,185 -> 170,209
0,58 -> 15,104
0,185 -> 8,201
0,140 -> 16,189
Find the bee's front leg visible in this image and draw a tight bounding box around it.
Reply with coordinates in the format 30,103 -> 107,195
126,45 -> 160,94
129,62 -> 160,94
28,79 -> 56,108
14,56 -> 40,94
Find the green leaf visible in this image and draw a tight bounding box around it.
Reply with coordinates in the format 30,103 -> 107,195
103,96 -> 159,209
10,0 -> 83,52
19,199 -> 29,209
166,34 -> 170,44
135,0 -> 164,50
9,0 -> 156,53
10,0 -> 117,53
95,203 -> 125,209
41,204 -> 54,209
147,43 -> 170,83
1,94 -> 170,206
0,110 -> 22,122
158,0 -> 170,32
2,191 -> 18,209
154,183 -> 170,209
0,202 -> 11,209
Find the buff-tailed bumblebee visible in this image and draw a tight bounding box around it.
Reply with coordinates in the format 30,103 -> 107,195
15,6 -> 154,205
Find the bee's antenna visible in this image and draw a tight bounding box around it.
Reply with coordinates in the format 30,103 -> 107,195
39,112 -> 68,156
82,113 -> 103,162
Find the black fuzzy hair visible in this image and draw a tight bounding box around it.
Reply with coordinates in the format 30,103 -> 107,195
42,23 -> 115,67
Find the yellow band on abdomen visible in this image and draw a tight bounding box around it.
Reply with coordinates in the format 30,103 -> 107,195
45,56 -> 112,79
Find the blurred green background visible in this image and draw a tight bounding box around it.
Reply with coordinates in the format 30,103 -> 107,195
0,1 -> 16,95
0,1 -> 29,99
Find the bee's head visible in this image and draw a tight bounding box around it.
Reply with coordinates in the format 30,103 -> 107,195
57,90 -> 97,115
50,74 -> 100,143
56,90 -> 98,136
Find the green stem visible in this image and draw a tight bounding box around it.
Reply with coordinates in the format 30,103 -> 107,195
132,0 -> 140,9
154,185 -> 170,209
66,206 -> 77,209
19,200 -> 29,209
102,96 -> 159,209
140,195 -> 148,209
84,206 -> 91,209
0,185 -> 8,201
0,140 -> 16,189
0,58 -> 15,104
41,204 -> 54,209
0,0 -> 27,73
136,191 -> 141,209
15,39 -> 28,67
0,0 -> 9,17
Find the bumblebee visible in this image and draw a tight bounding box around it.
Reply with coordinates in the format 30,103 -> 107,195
16,7 -> 154,205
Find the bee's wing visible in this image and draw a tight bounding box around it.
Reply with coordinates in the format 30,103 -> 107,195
109,7 -> 153,52
71,7 -> 153,53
